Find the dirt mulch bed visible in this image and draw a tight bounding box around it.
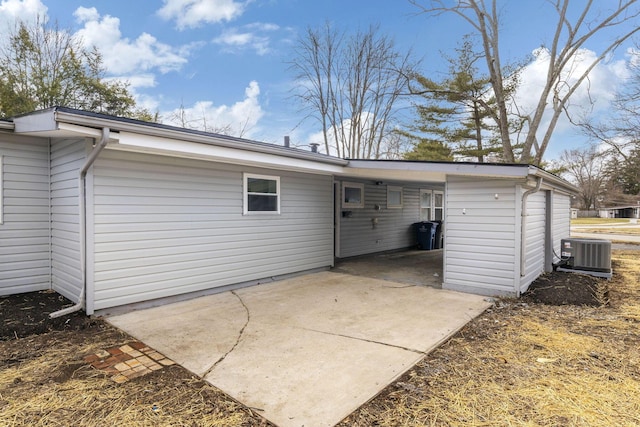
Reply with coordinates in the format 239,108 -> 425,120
522,270 -> 608,306
1,290 -> 95,341
1,250 -> 638,426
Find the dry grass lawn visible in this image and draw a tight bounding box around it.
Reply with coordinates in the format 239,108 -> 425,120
340,250 -> 640,426
571,218 -> 630,225
1,250 -> 639,426
578,228 -> 640,235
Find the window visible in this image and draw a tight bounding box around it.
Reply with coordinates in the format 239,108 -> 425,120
419,189 -> 431,221
434,190 -> 444,221
387,186 -> 403,208
243,173 -> 280,214
342,182 -> 364,208
420,189 -> 444,221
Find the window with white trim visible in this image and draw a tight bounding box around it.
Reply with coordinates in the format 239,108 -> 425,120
434,190 -> 444,221
419,189 -> 431,221
387,186 -> 403,208
342,182 -> 364,208
243,173 -> 280,214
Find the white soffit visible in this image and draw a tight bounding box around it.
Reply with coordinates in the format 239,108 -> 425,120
110,131 -> 345,175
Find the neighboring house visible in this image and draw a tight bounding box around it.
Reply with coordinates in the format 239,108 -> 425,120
599,205 -> 640,219
0,107 -> 577,315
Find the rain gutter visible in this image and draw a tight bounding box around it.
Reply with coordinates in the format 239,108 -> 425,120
50,127 -> 110,318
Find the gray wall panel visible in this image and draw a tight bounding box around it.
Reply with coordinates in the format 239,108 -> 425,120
50,138 -> 85,302
0,134 -> 51,295
90,150 -> 334,311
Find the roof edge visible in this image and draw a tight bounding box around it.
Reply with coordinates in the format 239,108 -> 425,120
49,108 -> 348,166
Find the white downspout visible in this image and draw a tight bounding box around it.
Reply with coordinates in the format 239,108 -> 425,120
520,176 -> 543,279
50,127 -> 110,318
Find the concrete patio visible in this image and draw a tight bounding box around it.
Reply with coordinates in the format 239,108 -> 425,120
108,267 -> 491,427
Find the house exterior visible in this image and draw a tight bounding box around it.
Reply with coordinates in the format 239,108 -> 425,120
0,107 -> 577,314
599,205 -> 640,219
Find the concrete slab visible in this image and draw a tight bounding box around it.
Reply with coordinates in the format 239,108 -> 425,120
108,271 -> 492,427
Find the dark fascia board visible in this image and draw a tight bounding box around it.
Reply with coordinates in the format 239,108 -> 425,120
13,106 -> 349,167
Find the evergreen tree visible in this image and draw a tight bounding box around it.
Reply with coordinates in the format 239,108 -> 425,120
403,36 -> 502,162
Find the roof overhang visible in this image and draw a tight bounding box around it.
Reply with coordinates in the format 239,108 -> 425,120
12,107 -> 348,175
109,131 -> 345,175
9,107 -> 578,193
343,160 -> 579,193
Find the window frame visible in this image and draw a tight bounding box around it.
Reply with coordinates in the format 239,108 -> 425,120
433,190 -> 444,221
243,173 -> 281,215
342,182 -> 365,208
387,185 -> 403,209
419,189 -> 432,221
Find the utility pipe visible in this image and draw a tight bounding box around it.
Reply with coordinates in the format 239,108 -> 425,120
519,176 -> 543,280
50,127 -> 110,318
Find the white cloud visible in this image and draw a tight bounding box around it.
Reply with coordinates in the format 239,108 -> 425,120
0,0 -> 46,30
73,7 -> 189,76
213,23 -> 279,55
158,0 -> 246,30
509,46 -> 630,150
161,81 -> 265,138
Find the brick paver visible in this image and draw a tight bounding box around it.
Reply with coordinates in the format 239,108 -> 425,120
83,341 -> 175,383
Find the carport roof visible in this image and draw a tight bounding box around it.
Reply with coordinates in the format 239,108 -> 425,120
344,159 -> 578,194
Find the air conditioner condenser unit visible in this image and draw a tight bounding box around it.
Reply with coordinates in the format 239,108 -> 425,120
558,238 -> 612,278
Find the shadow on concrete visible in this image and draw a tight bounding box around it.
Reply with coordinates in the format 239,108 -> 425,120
333,249 -> 443,288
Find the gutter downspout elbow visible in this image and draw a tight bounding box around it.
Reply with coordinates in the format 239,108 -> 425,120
50,127 -> 110,319
519,177 -> 543,282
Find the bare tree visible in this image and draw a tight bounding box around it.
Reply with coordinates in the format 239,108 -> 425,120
0,18 -> 152,120
163,103 -> 253,137
578,41 -> 640,163
560,146 -> 608,210
289,23 -> 417,159
410,0 -> 640,165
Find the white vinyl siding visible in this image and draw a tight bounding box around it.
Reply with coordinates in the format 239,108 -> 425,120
520,190 -> 546,292
552,191 -> 571,261
443,177 -> 517,295
0,134 -> 51,295
50,138 -> 86,303
339,180 -> 438,257
88,150 -> 334,311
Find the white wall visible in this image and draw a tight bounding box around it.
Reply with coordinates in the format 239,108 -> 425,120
0,134 -> 51,295
87,150 -> 334,312
552,191 -> 571,261
50,138 -> 86,303
520,190 -> 545,292
443,177 -> 518,296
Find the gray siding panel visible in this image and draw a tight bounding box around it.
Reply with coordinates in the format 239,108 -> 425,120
0,134 -> 51,295
552,191 -> 571,261
443,177 -> 517,295
89,150 -> 334,311
338,181 -> 442,258
50,138 -> 85,302
520,190 -> 546,291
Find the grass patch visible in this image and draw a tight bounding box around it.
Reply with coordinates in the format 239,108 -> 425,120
571,218 -> 629,225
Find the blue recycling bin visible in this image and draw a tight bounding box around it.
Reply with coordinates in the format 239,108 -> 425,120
433,220 -> 443,249
414,221 -> 436,250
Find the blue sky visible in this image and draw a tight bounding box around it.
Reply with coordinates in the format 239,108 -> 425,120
1,0 -> 637,161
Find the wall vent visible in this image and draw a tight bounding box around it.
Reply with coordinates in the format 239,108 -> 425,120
558,238 -> 612,278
